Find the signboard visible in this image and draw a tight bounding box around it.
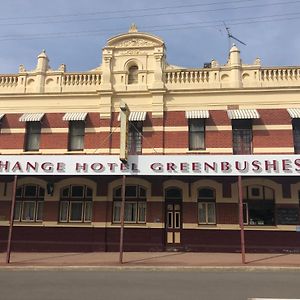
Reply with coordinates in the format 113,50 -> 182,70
1,155 -> 300,176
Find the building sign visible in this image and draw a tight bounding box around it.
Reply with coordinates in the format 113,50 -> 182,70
1,155 -> 300,176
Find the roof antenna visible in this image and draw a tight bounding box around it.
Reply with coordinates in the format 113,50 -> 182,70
224,22 -> 246,51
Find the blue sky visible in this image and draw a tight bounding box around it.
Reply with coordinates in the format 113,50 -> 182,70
0,0 -> 300,73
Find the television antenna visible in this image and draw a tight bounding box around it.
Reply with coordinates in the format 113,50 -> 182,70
224,23 -> 246,51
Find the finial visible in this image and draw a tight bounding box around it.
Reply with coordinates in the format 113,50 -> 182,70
129,23 -> 138,33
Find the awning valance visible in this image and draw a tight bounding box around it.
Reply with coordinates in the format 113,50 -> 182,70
227,109 -> 260,120
287,108 -> 300,118
118,111 -> 147,121
63,112 -> 88,121
185,110 -> 209,119
129,111 -> 147,121
19,113 -> 45,122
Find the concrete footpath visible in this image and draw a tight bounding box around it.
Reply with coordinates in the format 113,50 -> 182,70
1,252 -> 300,269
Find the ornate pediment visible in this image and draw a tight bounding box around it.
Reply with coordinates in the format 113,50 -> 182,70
114,38 -> 159,48
106,26 -> 164,49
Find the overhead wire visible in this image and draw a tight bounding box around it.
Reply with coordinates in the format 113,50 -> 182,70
0,0 -> 299,27
0,10 -> 299,42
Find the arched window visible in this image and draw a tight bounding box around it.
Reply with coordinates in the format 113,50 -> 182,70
14,184 -> 45,222
59,185 -> 93,223
113,185 -> 146,223
243,185 -> 275,225
128,65 -> 138,84
165,188 -> 182,200
198,187 -> 216,224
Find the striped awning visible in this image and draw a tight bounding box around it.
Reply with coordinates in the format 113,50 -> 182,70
118,111 -> 147,121
227,109 -> 260,119
287,108 -> 300,118
0,113 -> 4,121
129,111 -> 147,121
19,113 -> 45,122
185,110 -> 209,119
63,112 -> 88,121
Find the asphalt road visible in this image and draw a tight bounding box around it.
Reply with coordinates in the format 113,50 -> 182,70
0,269 -> 299,300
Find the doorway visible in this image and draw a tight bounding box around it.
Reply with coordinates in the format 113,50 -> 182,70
165,188 -> 182,248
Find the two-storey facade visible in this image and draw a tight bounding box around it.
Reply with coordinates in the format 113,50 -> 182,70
0,25 -> 300,253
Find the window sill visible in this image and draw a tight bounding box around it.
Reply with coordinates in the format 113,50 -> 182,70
64,151 -> 86,154
187,149 -> 209,153
21,151 -> 42,155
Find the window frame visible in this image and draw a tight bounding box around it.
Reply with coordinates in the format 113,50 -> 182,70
128,65 -> 138,84
24,121 -> 41,152
68,120 -> 85,151
59,185 -> 93,223
14,184 -> 45,222
112,185 -> 147,224
292,119 -> 300,154
128,121 -> 143,155
197,187 -> 216,225
243,185 -> 275,226
188,118 -> 205,150
232,119 -> 253,154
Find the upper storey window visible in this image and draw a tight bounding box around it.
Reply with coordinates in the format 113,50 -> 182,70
292,119 -> 300,154
19,113 -> 45,152
128,65 -> 138,84
185,110 -> 209,151
232,120 -> 253,154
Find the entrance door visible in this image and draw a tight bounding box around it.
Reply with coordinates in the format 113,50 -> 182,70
165,187 -> 183,247
166,202 -> 182,245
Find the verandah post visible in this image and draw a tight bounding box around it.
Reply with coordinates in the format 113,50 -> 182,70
6,175 -> 17,264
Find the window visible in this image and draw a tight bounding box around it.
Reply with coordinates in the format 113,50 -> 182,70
113,185 -> 146,223
232,120 -> 252,154
128,65 -> 138,84
128,121 -> 142,154
14,184 -> 45,222
68,121 -> 85,151
292,119 -> 300,153
25,122 -> 41,151
243,185 -> 275,226
189,119 -> 205,150
59,185 -> 92,222
198,188 -> 216,224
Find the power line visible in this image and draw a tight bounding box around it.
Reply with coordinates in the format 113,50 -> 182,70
0,0 -> 299,27
0,10 -> 299,42
0,0 -> 270,21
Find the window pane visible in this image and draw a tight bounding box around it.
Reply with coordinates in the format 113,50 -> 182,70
207,203 -> 216,223
113,202 -> 121,222
25,122 -> 41,151
69,121 -> 85,151
138,202 -> 146,223
36,201 -> 44,221
198,188 -> 214,199
84,202 -> 92,222
189,119 -> 205,150
16,187 -> 22,198
24,185 -> 37,197
70,202 -> 83,221
22,202 -> 35,221
232,120 -> 252,154
59,201 -> 69,222
293,119 -> 300,153
128,122 -> 142,154
125,202 -> 137,222
62,187 -> 69,198
198,203 -> 207,223
128,66 -> 138,84
126,186 -> 137,197
139,187 -> 146,198
14,201 -> 22,221
86,187 -> 93,198
71,186 -> 84,198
